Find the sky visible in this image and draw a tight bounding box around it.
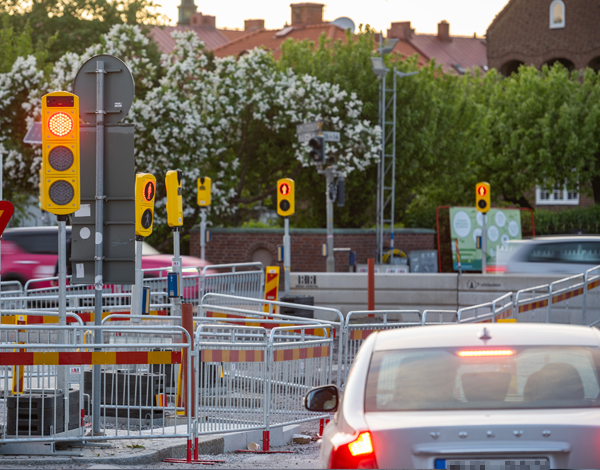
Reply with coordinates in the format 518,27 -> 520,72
156,0 -> 511,37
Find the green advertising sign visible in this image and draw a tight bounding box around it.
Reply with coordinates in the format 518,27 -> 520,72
450,207 -> 522,271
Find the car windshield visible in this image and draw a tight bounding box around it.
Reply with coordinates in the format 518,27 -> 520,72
365,346 -> 600,411
3,232 -> 59,255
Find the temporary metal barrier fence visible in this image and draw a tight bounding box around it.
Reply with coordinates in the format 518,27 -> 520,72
343,310 -> 423,384
0,323 -> 192,454
457,292 -> 514,324
421,310 -> 459,324
199,263 -> 265,305
200,293 -> 344,386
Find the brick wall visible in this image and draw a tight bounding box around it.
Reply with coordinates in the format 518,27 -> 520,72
487,0 -> 600,72
190,228 -> 436,272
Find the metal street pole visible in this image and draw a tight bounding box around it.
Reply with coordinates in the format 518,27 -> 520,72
172,229 -> 182,318
57,215 -> 69,430
325,167 -> 335,273
200,208 -> 207,260
132,236 -> 144,321
482,214 -> 487,275
283,217 -> 291,296
92,59 -> 105,436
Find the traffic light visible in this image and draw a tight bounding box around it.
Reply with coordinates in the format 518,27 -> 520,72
165,169 -> 183,227
308,136 -> 325,164
135,173 -> 156,237
277,178 -> 295,217
40,91 -> 80,215
476,182 -> 491,213
197,176 -> 211,207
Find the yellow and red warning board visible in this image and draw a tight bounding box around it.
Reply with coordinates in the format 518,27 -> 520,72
263,266 -> 280,313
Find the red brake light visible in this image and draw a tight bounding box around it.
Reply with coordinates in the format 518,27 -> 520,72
329,431 -> 378,469
457,349 -> 515,358
48,112 -> 74,137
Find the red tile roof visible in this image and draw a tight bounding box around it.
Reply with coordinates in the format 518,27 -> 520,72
407,34 -> 487,74
149,25 -> 231,54
212,23 -> 350,59
219,28 -> 251,41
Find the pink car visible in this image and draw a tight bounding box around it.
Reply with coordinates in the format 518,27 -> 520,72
1,227 -> 210,287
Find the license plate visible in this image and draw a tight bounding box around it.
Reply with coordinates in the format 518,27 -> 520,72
435,459 -> 549,470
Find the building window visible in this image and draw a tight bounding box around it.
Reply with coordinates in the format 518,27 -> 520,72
550,0 -> 565,29
536,182 -> 579,205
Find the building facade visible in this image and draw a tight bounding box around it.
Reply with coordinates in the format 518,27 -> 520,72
487,0 -> 600,75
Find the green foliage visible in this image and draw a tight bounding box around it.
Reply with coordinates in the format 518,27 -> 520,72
0,15 -> 55,73
0,0 -> 165,64
535,206 -> 600,236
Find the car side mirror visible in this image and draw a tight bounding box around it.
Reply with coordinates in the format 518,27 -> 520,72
304,385 -> 339,412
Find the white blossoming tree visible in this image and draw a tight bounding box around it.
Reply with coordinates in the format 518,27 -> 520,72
1,24 -> 380,243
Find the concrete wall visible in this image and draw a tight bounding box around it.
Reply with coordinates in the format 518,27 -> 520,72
288,272 -> 580,320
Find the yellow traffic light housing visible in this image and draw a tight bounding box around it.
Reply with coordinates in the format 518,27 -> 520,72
476,182 -> 491,213
41,91 -> 80,215
277,178 -> 295,217
166,169 -> 183,227
197,176 -> 211,207
135,173 -> 156,237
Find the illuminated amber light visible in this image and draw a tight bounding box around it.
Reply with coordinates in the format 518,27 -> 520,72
348,432 -> 374,457
477,185 -> 487,197
48,112 -> 73,137
457,349 -> 515,358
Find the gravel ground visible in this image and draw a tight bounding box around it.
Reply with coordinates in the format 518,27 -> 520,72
0,421 -> 324,469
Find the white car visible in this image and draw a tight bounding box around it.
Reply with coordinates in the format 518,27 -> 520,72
305,323 -> 600,469
504,236 -> 600,274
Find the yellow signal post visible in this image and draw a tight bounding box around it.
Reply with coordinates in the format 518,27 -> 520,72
475,181 -> 491,275
165,169 -> 183,227
277,178 -> 295,217
135,173 -> 156,238
197,176 -> 212,207
41,91 -> 80,215
476,182 -> 491,213
197,176 -> 211,260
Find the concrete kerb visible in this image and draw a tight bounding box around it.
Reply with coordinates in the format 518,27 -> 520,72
0,425 -> 301,466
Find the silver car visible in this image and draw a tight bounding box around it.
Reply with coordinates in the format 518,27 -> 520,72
504,236 -> 600,274
305,323 -> 600,469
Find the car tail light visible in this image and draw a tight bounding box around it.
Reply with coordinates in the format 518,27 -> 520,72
329,431 -> 378,469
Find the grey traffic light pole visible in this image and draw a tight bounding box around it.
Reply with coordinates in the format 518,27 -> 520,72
325,167 -> 335,273
92,59 -> 105,436
132,235 -> 144,321
283,217 -> 291,296
172,228 -> 182,318
57,214 -> 69,431
200,208 -> 207,260
482,214 -> 487,275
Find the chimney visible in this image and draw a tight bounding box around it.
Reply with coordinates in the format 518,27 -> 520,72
437,20 -> 450,42
387,21 -> 413,40
190,12 -> 216,28
245,19 -> 265,32
291,3 -> 324,26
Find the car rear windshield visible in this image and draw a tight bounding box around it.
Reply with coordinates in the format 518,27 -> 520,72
365,346 -> 600,411
3,232 -> 59,255
526,241 -> 600,264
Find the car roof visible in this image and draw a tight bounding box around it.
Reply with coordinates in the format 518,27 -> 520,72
373,323 -> 600,351
524,236 -> 600,243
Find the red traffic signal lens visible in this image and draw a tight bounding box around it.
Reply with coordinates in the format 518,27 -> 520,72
143,181 -> 155,202
279,183 -> 290,196
48,112 -> 74,137
477,185 -> 487,197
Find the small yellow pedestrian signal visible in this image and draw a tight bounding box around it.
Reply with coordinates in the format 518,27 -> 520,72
135,173 -> 156,237
197,176 -> 211,207
166,169 -> 183,227
277,178 -> 295,217
476,182 -> 491,213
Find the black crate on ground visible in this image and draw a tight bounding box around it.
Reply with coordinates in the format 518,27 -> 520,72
7,390 -> 80,435
84,370 -> 163,406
